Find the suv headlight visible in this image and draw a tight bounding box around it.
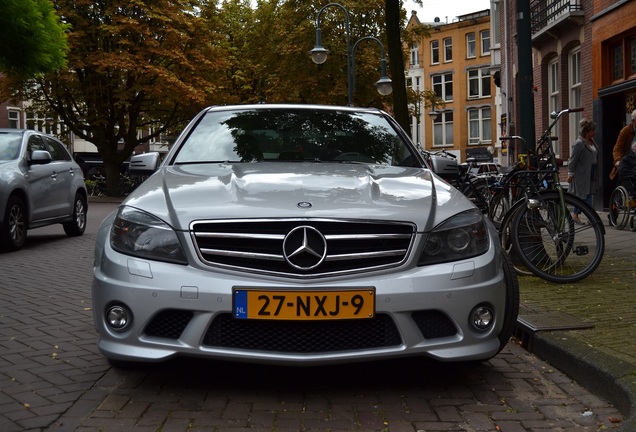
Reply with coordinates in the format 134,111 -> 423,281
418,209 -> 489,266
110,206 -> 188,264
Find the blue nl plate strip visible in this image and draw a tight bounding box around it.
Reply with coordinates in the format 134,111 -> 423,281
234,290 -> 247,319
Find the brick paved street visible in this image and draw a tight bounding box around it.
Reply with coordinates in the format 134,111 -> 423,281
0,202 -> 626,431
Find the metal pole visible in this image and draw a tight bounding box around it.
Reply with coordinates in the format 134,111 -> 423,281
351,35 -> 389,95
516,0 -> 535,154
315,3 -> 352,106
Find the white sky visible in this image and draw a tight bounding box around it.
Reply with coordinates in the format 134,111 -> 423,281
404,0 -> 491,24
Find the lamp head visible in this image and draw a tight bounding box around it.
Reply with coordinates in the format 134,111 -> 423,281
375,77 -> 393,96
310,46 -> 329,64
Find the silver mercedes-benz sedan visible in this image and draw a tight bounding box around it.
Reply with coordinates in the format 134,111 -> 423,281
92,104 -> 518,367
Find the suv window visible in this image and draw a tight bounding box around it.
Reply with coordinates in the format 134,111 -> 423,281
44,136 -> 71,161
27,134 -> 47,157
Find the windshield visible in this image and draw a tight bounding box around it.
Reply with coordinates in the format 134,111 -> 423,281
173,108 -> 419,167
0,133 -> 21,161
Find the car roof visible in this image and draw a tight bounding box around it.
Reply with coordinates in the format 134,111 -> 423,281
203,104 -> 385,114
0,129 -> 60,139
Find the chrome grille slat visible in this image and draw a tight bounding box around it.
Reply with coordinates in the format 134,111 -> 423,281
199,248 -> 286,261
324,233 -> 412,240
191,219 -> 415,277
196,232 -> 285,240
325,249 -> 407,261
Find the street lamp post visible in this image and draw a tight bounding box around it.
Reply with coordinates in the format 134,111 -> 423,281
428,100 -> 441,121
310,3 -> 392,106
428,100 -> 441,148
352,36 -> 393,97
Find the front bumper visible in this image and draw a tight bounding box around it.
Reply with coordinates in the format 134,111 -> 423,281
92,228 -> 507,366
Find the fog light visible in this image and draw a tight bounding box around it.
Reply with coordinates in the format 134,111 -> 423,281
106,305 -> 132,331
470,305 -> 494,331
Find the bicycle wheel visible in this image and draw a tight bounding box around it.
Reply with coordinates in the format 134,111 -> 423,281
498,207 -> 533,276
608,186 -> 630,229
488,193 -> 510,229
509,192 -> 605,283
461,176 -> 493,215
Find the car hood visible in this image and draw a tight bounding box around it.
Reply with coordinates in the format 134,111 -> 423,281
123,162 -> 470,232
0,160 -> 22,182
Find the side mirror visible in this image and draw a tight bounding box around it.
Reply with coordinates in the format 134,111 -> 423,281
30,150 -> 52,165
128,152 -> 160,176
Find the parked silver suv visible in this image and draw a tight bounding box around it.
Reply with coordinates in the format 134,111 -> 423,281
92,105 -> 518,367
0,129 -> 88,251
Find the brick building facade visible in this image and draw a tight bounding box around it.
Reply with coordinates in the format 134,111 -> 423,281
405,10 -> 497,164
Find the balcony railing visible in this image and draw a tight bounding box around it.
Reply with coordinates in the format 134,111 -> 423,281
530,0 -> 583,35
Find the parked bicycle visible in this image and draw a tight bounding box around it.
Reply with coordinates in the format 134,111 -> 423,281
421,149 -> 495,215
424,113 -> 605,284
495,108 -> 605,283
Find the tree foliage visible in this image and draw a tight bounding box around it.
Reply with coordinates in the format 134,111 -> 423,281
210,0 -> 391,107
1,0 -> 417,194
23,0 -> 227,194
0,0 -> 69,77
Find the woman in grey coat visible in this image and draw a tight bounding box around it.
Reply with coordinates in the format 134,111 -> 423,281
567,119 -> 599,224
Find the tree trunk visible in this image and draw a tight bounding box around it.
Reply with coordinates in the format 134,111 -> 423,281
385,0 -> 410,133
103,160 -> 121,196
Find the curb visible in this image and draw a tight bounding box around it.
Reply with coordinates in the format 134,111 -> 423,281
88,196 -> 125,204
532,331 -> 636,431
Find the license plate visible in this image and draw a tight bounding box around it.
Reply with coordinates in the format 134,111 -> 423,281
233,289 -> 375,320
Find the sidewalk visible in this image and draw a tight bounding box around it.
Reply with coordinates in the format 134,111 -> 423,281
514,211 -> 636,431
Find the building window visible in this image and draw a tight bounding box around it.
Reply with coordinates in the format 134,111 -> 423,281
466,33 -> 476,58
410,43 -> 419,67
433,111 -> 453,146
631,36 -> 636,75
26,111 -> 36,130
605,33 -> 636,86
481,30 -> 490,55
431,40 -> 439,64
569,49 -> 582,146
613,43 -> 624,81
8,110 -> 20,129
491,2 -> 500,47
443,37 -> 452,62
468,107 -> 492,145
468,68 -> 491,99
432,73 -> 453,102
548,59 -> 560,154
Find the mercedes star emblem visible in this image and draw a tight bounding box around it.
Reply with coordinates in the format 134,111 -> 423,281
282,226 -> 327,270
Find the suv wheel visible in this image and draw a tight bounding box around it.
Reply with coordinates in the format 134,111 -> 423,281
1,196 -> 27,251
63,193 -> 87,237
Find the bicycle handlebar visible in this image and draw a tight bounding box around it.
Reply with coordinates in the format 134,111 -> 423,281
421,149 -> 456,159
551,107 -> 584,119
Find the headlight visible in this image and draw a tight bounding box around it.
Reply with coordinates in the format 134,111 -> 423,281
110,206 -> 188,264
418,209 -> 489,266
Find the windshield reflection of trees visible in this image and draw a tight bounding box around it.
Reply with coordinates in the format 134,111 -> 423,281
223,110 -> 407,164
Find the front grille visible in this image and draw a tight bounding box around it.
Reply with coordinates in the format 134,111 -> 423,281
203,313 -> 402,353
190,219 -> 415,277
411,310 -> 457,339
144,310 -> 194,339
